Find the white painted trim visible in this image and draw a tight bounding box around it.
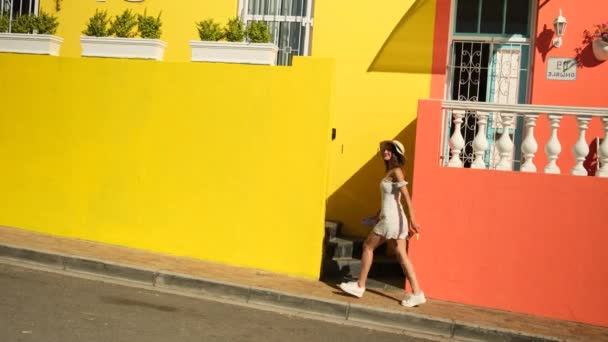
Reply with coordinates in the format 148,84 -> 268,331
451,35 -> 531,44
0,33 -> 63,55
80,36 -> 167,61
443,100 -> 608,117
189,41 -> 278,65
245,14 -> 306,23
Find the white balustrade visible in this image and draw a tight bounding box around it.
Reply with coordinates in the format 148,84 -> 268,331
471,111 -> 489,169
495,113 -> 514,171
521,114 -> 539,172
441,101 -> 608,177
544,115 -> 562,174
598,117 -> 608,178
448,110 -> 465,168
571,116 -> 592,176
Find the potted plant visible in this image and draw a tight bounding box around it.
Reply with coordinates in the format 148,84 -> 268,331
586,22 -> 608,61
80,8 -> 166,61
189,17 -> 278,65
0,11 -> 63,56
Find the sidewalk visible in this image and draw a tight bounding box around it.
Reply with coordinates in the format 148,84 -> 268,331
0,226 -> 606,342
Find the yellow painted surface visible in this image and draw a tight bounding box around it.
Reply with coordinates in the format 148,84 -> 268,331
312,0 -> 436,236
0,54 -> 333,279
40,0 -> 237,62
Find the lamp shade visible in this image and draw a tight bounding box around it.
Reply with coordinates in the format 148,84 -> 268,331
554,9 -> 567,37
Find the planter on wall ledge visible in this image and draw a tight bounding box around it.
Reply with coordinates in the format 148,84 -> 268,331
0,33 -> 63,56
80,36 -> 167,61
189,41 -> 278,65
592,39 -> 608,61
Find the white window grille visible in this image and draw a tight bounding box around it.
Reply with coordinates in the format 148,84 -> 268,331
1,0 -> 39,32
238,0 -> 313,66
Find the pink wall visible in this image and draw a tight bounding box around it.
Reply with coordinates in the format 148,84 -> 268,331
411,100 -> 608,327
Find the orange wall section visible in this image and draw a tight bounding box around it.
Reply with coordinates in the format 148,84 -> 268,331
411,100 -> 608,327
531,1 -> 608,107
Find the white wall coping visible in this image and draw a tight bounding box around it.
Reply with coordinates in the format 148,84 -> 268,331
442,100 -> 608,117
80,36 -> 167,48
189,40 -> 278,51
0,33 -> 64,43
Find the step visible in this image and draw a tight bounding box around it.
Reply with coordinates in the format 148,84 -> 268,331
321,255 -> 404,280
324,236 -> 388,259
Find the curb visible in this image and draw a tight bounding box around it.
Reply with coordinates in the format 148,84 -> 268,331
0,243 -> 561,342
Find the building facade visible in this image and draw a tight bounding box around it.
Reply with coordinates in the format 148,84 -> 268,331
0,0 -> 606,327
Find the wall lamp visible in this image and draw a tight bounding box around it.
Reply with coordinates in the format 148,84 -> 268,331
552,9 -> 567,48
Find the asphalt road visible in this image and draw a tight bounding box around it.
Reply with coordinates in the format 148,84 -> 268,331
0,263 -> 437,342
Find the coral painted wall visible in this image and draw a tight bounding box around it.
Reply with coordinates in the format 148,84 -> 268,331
530,1 -> 608,107
411,100 -> 608,327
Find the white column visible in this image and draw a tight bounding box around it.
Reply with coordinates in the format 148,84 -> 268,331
571,116 -> 592,176
471,111 -> 489,169
597,117 -> 608,178
448,110 -> 465,168
544,114 -> 562,174
495,113 -> 514,171
521,114 -> 539,172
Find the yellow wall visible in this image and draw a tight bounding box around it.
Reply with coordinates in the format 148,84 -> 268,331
312,0 -> 437,237
40,0 -> 239,62
0,54 -> 333,279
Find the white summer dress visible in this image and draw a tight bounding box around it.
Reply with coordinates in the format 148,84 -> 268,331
372,179 -> 409,240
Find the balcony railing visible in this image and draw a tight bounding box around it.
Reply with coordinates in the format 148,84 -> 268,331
442,100 -> 608,177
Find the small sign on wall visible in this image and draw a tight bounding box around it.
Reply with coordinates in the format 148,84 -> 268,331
546,57 -> 577,81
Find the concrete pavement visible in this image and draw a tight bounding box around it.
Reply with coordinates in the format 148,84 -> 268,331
1,263 -> 436,342
0,226 -> 606,342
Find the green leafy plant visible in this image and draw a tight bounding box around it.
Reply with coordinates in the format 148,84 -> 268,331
196,18 -> 223,41
223,16 -> 245,42
82,9 -> 110,37
246,21 -> 271,43
109,9 -> 137,38
137,9 -> 162,39
11,14 -> 36,33
35,10 -> 59,35
0,14 -> 8,32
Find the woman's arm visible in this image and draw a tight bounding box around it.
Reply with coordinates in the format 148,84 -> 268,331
394,168 -> 420,232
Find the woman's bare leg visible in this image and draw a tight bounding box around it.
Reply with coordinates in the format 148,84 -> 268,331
357,233 -> 385,288
391,239 -> 422,294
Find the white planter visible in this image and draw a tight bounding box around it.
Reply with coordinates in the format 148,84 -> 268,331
189,41 -> 278,65
592,39 -> 608,61
0,33 -> 63,56
80,36 -> 167,61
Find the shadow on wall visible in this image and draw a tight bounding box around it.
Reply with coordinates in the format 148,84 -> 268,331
326,120 -> 418,238
367,0 -> 435,74
536,24 -> 555,62
575,32 -> 605,68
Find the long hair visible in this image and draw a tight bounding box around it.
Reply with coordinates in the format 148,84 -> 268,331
383,143 -> 406,171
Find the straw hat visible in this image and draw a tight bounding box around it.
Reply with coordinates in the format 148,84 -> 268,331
380,140 -> 405,156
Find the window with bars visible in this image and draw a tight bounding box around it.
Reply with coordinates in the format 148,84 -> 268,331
1,0 -> 39,32
239,0 -> 313,66
445,0 -> 532,169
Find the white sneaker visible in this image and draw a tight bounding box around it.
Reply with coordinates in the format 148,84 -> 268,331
339,281 -> 365,298
401,292 -> 426,307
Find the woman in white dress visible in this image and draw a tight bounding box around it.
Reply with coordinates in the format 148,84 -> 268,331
339,140 -> 426,307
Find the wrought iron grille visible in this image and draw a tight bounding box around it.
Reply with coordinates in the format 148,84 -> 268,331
445,40 -> 529,169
